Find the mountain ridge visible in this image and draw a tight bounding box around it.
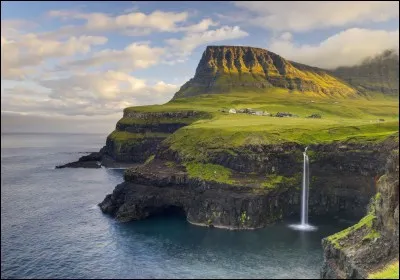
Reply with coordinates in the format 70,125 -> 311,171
332,49 -> 399,97
173,45 -> 357,99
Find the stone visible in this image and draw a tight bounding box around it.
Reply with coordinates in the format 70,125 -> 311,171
275,112 -> 293,117
307,113 -> 322,119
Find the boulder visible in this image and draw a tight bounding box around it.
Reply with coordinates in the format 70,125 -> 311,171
275,112 -> 293,117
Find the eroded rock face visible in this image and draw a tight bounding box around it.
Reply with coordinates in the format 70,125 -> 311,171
98,137 -> 397,230
320,149 -> 399,279
374,150 -> 399,246
99,182 -> 297,229
173,46 -> 356,98
99,159 -> 301,229
104,136 -> 163,163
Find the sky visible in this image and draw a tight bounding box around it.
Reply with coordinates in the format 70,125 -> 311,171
1,1 -> 399,133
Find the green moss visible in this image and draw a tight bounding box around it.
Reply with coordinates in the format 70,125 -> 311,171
327,193 -> 381,249
165,161 -> 176,168
362,229 -> 381,241
184,162 -> 235,184
144,155 -> 155,165
239,211 -> 249,225
261,174 -> 300,189
368,261 -> 399,279
327,213 -> 376,249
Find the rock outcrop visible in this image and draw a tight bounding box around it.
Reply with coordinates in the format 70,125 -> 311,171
56,152 -> 102,168
173,46 -> 356,98
321,148 -> 399,279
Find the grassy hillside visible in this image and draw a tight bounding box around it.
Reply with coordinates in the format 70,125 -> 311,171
332,49 -> 399,97
120,88 -> 399,162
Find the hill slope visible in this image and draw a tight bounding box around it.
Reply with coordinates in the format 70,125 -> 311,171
173,46 -> 356,99
332,49 -> 399,97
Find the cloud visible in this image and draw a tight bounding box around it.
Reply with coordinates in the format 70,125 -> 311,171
268,28 -> 399,69
234,1 -> 399,32
46,9 -> 189,37
1,19 -> 38,37
1,33 -> 108,79
43,10 -> 221,40
166,26 -> 249,57
178,18 -> 219,33
59,43 -> 165,71
2,71 -> 179,117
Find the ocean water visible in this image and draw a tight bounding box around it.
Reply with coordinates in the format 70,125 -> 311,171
1,133 -> 353,279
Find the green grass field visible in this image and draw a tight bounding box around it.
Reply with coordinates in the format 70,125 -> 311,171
112,88 -> 398,161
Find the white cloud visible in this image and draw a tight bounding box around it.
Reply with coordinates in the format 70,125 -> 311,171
47,9 -> 189,36
1,33 -> 108,79
2,71 -> 179,117
234,1 -> 399,32
166,26 -> 249,57
268,28 -> 399,69
60,43 -> 165,71
178,18 -> 219,33
279,32 -> 292,41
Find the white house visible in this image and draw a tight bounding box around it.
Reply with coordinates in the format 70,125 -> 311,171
229,108 -> 237,114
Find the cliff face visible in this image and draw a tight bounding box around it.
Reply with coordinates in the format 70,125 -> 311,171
332,49 -> 399,97
173,46 -> 356,98
98,136 -> 398,229
101,110 -> 210,164
321,149 -> 399,279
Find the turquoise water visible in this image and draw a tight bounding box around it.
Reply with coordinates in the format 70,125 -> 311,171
1,133 -> 353,279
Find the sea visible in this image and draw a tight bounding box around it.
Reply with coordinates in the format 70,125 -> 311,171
1,133 -> 353,279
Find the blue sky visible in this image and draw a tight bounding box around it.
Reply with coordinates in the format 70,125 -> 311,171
1,1 -> 399,133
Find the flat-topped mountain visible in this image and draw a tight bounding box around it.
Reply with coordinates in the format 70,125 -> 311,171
173,45 -> 356,98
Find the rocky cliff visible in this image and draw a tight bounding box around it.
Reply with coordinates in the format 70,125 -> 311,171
332,49 -> 399,97
321,149 -> 399,279
98,136 -> 398,229
173,46 -> 357,98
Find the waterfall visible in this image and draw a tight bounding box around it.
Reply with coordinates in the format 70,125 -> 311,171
301,147 -> 310,225
288,146 -> 316,231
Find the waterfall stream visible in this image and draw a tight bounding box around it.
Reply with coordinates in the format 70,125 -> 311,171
289,147 -> 317,231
